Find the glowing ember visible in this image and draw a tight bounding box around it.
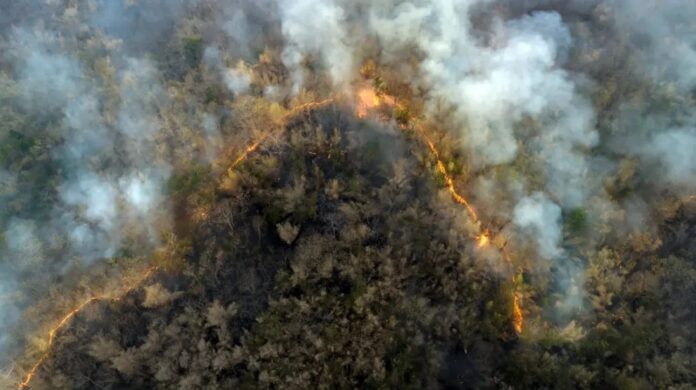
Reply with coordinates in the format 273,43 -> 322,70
193,206 -> 210,223
231,92 -> 499,296
356,88 -> 380,118
355,87 -> 481,222
19,267 -> 158,389
477,233 -> 490,248
353,85 -> 524,334
19,98 -> 344,388
355,87 -> 399,118
229,97 -> 336,171
231,91 -> 516,338
512,293 -> 524,334
289,97 -> 336,115
229,133 -> 271,170
422,134 -> 480,222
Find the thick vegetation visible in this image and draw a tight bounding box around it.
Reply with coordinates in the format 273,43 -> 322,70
2,1 -> 696,389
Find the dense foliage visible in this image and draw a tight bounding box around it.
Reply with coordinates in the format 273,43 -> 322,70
24,101 -> 696,390
2,1 -> 696,389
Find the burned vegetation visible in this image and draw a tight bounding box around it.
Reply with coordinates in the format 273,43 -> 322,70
26,105 -> 519,389
3,1 -> 696,389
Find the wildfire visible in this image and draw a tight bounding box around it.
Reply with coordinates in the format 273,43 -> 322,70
228,97 -> 336,171
356,87 -> 399,119
512,293 -> 524,334
353,84 -> 524,334
18,90 -> 528,389
356,88 -> 382,118
226,88 -> 523,335
357,89 -> 376,117
477,232 -> 490,248
229,133 -> 271,170
288,97 -> 336,116
17,95 -> 338,387
19,266 -> 158,389
355,86 -> 481,223
422,133 -> 480,222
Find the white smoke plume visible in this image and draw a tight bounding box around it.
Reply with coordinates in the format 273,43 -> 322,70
269,0 -> 694,319
225,65 -> 252,96
279,0 -> 354,92
605,0 -> 696,194
276,0 -> 596,314
0,3 -> 178,364
1,0 -> 696,370
514,193 -> 563,260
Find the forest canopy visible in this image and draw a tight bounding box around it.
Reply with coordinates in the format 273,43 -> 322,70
1,1 -> 696,389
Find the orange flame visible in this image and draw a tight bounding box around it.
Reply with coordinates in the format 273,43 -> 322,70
230,89 -> 523,333
356,87 -> 399,119
512,292 -> 524,334
501,248 -> 524,334
19,266 -> 158,389
356,88 -> 380,118
355,86 -> 481,223
229,133 -> 271,170
288,97 -> 336,116
229,97 -> 336,171
421,133 -> 480,222
17,90 -> 524,390
353,85 -> 524,334
477,232 -> 490,248
233,89 -> 524,334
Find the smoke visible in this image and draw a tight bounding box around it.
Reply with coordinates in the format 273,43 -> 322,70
220,0 -> 280,60
364,1 -> 597,316
0,273 -> 20,356
225,64 -> 252,96
609,0 -> 696,92
646,130 -> 696,190
59,174 -> 119,258
278,0 -> 354,92
10,29 -> 169,265
513,192 -> 587,316
513,193 -> 563,260
0,219 -> 43,354
0,3 -> 178,365
604,0 -> 696,194
269,0 -> 693,319
0,170 -> 16,195
2,0 -> 696,369
374,5 -> 599,206
90,0 -> 187,54
11,30 -> 81,115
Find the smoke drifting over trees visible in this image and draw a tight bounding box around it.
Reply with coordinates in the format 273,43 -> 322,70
1,0 -> 695,388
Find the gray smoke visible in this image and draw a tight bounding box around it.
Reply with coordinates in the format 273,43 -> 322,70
606,0 -> 696,194
270,0 -> 695,322
513,193 -> 563,260
279,0 -> 354,93
0,3 -> 177,365
10,30 -> 168,264
610,0 -> 696,92
2,0 -> 696,369
225,65 -> 252,96
274,0 -> 598,316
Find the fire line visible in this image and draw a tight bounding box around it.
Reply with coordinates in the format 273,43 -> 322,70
18,266 -> 158,389
19,91 -> 525,388
228,97 -> 336,171
230,90 -> 522,333
229,133 -> 271,170
355,85 -> 524,334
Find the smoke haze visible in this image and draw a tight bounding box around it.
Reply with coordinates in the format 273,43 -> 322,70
1,0 -> 696,386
